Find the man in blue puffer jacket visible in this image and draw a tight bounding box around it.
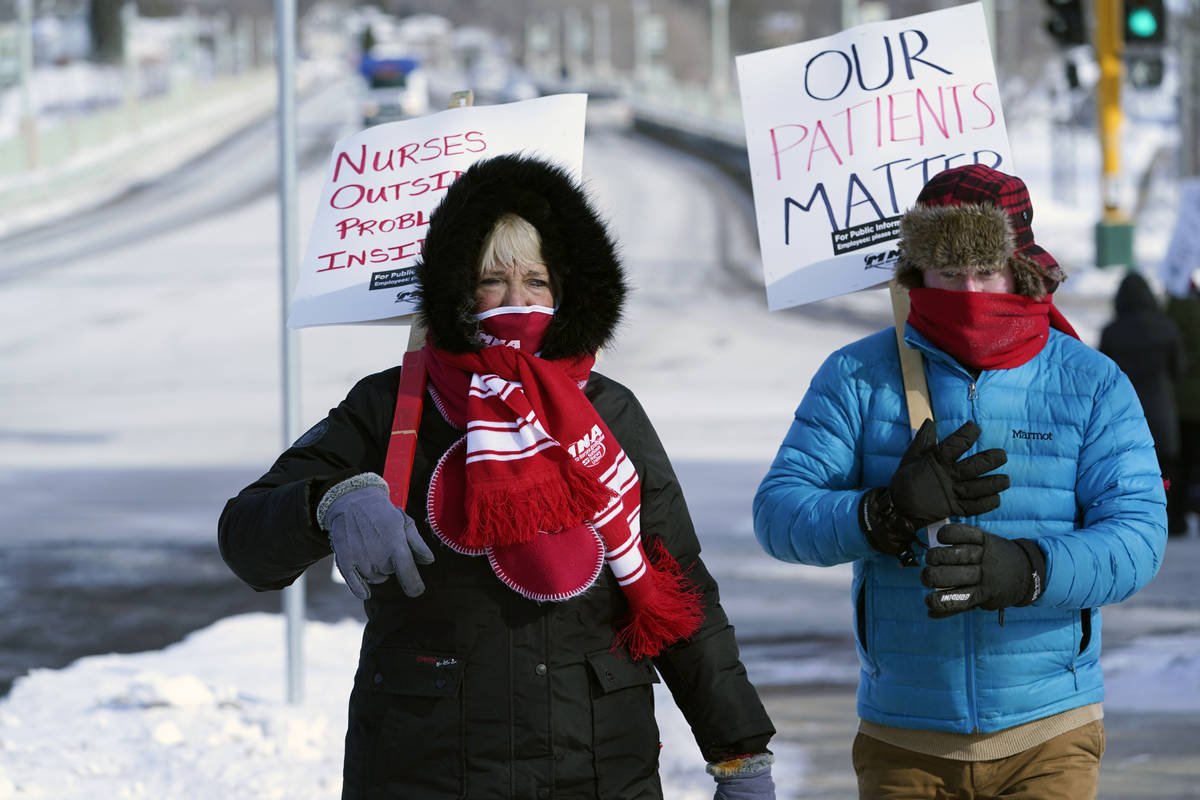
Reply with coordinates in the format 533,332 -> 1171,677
753,164 -> 1167,799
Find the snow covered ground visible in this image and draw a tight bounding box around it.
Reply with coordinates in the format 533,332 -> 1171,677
1,613 -> 1196,798
0,615 -> 788,799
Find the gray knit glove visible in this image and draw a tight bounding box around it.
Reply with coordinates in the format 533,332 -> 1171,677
317,473 -> 434,600
709,753 -> 775,800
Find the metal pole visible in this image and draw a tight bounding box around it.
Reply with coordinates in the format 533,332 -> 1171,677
592,4 -> 612,82
564,6 -> 583,80
1093,0 -> 1134,268
710,0 -> 730,96
633,0 -> 648,85
121,2 -> 138,133
17,0 -> 36,170
980,0 -> 997,52
1095,0 -> 1124,217
841,0 -> 859,30
274,0 -> 305,706
1182,0 -> 1200,177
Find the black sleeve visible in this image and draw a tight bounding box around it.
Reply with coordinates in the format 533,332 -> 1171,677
588,374 -> 776,762
217,367 -> 401,591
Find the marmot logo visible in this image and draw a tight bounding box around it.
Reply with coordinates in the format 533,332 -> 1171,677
567,424 -> 606,468
1012,429 -> 1053,441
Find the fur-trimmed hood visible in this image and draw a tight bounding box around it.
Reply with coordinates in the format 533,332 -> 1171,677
415,155 -> 627,359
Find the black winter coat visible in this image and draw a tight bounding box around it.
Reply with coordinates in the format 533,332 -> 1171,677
1166,294 -> 1200,424
1100,272 -> 1185,459
218,367 -> 774,799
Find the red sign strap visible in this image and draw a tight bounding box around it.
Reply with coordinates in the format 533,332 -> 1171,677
382,349 -> 427,509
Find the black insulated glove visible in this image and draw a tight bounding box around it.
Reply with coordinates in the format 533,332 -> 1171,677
922,524 -> 1046,618
859,487 -> 917,560
860,420 -> 1009,563
888,419 -> 1010,525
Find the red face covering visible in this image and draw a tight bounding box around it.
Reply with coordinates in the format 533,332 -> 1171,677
907,288 -> 1079,370
474,304 -> 555,352
424,306 -> 565,426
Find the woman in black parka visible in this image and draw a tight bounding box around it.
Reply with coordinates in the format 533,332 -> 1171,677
218,155 -> 776,799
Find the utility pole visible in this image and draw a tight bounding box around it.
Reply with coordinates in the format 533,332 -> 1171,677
18,0 -> 36,170
710,0 -> 729,97
1180,0 -> 1200,177
841,0 -> 859,30
1093,0 -> 1135,268
273,0 -> 305,706
592,4 -> 612,84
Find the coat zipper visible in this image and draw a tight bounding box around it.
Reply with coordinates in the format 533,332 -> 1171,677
912,348 -> 991,730
966,377 -> 980,730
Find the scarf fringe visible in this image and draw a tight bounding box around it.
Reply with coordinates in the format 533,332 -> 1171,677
463,457 -> 616,548
614,539 -> 705,660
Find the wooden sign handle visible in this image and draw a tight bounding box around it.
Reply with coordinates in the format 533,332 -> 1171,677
889,279 -> 947,547
889,279 -> 932,432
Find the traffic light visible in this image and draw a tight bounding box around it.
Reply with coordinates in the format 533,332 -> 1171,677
1123,0 -> 1166,45
1045,0 -> 1087,46
1126,54 -> 1165,88
1124,0 -> 1166,89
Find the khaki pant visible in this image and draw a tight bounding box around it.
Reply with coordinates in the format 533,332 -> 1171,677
852,720 -> 1105,799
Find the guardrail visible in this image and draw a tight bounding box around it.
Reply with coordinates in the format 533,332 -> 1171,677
0,67 -> 281,238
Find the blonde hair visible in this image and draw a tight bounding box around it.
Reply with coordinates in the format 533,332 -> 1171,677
478,213 -> 544,273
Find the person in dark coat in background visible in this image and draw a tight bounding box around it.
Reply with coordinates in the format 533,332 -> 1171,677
1166,268 -> 1200,536
218,154 -> 776,799
1100,271 -> 1187,535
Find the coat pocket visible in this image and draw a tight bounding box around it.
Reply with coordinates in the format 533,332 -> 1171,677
854,576 -> 878,676
585,649 -> 662,798
343,648 -> 466,799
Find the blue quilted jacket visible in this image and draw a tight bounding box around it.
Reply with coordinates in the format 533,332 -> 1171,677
753,324 -> 1166,733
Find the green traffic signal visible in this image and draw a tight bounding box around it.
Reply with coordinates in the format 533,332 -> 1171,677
1127,7 -> 1158,38
1123,0 -> 1165,44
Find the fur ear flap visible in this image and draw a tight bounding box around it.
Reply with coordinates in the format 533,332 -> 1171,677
893,253 -> 925,291
1008,253 -> 1051,298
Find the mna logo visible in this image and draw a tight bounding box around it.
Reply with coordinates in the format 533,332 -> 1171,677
567,424 -> 606,468
1012,429 -> 1053,441
479,332 -> 521,349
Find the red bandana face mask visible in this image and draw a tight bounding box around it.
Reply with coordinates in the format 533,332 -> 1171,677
907,288 -> 1078,370
475,305 -> 555,353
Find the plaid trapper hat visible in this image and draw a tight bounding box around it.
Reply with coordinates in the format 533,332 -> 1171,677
895,164 -> 1066,297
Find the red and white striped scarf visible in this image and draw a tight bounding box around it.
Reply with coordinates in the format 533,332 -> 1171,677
424,306 -> 702,659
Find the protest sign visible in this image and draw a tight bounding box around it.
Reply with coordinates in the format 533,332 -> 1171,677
736,3 -> 1013,310
289,94 -> 587,328
1160,179 -> 1200,297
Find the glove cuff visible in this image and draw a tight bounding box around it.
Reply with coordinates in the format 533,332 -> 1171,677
316,472 -> 389,530
859,488 -> 916,555
1013,538 -> 1047,605
706,751 -> 774,779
